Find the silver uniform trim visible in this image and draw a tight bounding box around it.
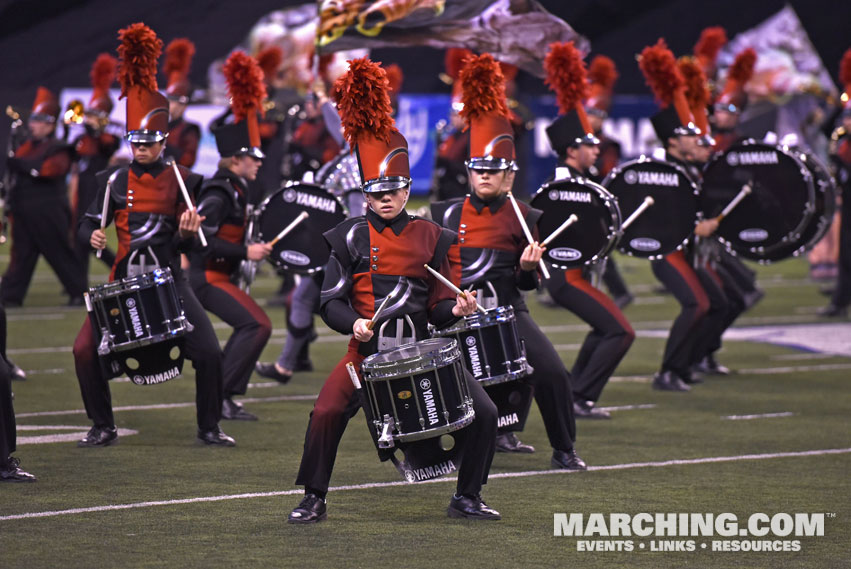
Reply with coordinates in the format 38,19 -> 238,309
442,201 -> 464,228
378,147 -> 408,177
320,255 -> 348,297
461,249 -> 498,286
345,220 -> 368,264
129,215 -> 165,247
379,277 -> 413,319
483,133 -> 514,157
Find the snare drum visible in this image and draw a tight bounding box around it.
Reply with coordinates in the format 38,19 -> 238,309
256,181 -> 347,273
432,305 -> 528,386
531,177 -> 622,268
360,338 -> 475,444
604,157 -> 699,259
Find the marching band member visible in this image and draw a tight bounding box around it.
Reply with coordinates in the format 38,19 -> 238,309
432,53 -> 586,469
288,57 -> 499,524
71,53 -> 121,277
0,87 -> 87,307
0,304 -> 36,482
541,42 -> 635,419
189,51 -> 273,421
163,38 -> 201,169
73,23 -> 234,447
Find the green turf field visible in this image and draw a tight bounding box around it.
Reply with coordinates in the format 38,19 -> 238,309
1,231 -> 849,568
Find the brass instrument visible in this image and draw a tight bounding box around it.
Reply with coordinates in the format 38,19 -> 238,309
237,204 -> 260,292
63,99 -> 85,125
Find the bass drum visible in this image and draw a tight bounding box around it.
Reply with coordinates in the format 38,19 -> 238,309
603,157 -> 699,259
701,141 -> 815,263
257,181 -> 347,273
530,177 -> 621,268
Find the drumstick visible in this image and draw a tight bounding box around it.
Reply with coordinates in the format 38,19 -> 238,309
345,362 -> 362,389
507,192 -> 551,280
423,263 -> 487,313
95,182 -> 111,259
269,211 -> 309,246
541,214 -> 579,247
717,184 -> 752,222
621,196 -> 655,231
366,291 -> 394,330
171,160 -> 208,247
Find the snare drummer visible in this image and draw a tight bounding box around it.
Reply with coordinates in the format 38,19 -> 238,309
188,52 -> 272,422
288,58 -> 499,524
540,42 -> 634,419
432,53 -> 587,470
72,24 -> 234,447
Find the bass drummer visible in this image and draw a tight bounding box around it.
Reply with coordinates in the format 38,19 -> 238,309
539,42 -> 635,419
287,58 -> 499,524
73,24 -> 234,447
432,54 -> 587,469
188,52 -> 273,422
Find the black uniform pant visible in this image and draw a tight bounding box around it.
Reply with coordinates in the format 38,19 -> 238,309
515,310 -> 577,450
191,270 -> 272,398
1,201 -> 86,305
547,271 -> 635,403
0,305 -> 15,460
695,265 -> 747,360
602,258 -> 631,299
832,197 -> 851,308
651,252 -> 710,376
295,339 -> 497,496
277,274 -> 320,371
72,276 -> 223,431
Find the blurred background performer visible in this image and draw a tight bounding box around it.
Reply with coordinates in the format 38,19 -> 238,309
431,48 -> 473,202
73,23 -> 234,448
0,303 -> 36,482
542,42 -> 635,420
288,57 -> 498,524
431,53 -> 586,469
163,38 -> 200,169
71,54 -> 121,278
0,87 -> 86,307
190,51 -> 273,422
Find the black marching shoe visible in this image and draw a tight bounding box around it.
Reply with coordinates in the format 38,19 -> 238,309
77,425 -> 118,447
254,362 -> 293,384
680,369 -> 704,385
652,370 -> 691,392
495,432 -> 535,453
222,398 -> 258,421
293,358 -> 314,372
552,448 -> 588,471
10,361 -> 26,381
197,426 -> 236,446
694,355 -> 730,376
817,304 -> 848,318
613,292 -> 635,309
288,493 -> 327,524
1,457 -> 37,482
447,494 -> 501,520
573,399 -> 611,420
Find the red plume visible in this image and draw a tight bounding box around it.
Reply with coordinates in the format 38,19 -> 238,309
222,51 -> 267,122
90,53 -> 117,91
333,57 -> 397,146
678,57 -> 710,134
117,22 -> 162,97
840,48 -> 851,93
385,63 -> 404,96
728,48 -> 757,84
499,61 -> 518,83
638,39 -> 683,106
589,56 -> 618,91
544,41 -> 588,115
164,38 -> 195,77
694,27 -> 727,72
256,46 -> 283,80
445,48 -> 473,81
458,53 -> 509,126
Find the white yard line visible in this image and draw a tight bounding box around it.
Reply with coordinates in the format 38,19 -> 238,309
598,404 -> 657,412
722,412 -> 796,420
1,447 -> 848,522
18,428 -> 138,445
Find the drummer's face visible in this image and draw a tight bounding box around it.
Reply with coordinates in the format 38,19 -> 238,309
234,155 -> 262,181
470,168 -> 506,201
365,187 -> 409,220
568,143 -> 600,172
131,141 -> 164,164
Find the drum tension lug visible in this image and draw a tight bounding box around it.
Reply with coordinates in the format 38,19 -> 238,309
377,415 -> 396,448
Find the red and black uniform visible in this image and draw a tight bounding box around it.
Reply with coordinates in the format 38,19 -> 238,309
431,128 -> 470,201
828,132 -> 851,309
72,129 -> 121,272
189,168 -> 272,400
432,192 -> 578,452
164,117 -> 201,169
0,304 -> 16,461
296,209 -> 497,497
73,158 -> 224,432
1,136 -> 86,305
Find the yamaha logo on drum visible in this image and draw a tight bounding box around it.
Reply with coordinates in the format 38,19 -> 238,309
419,378 -> 431,391
465,335 -> 476,347
727,151 -> 779,166
125,297 -> 144,338
549,247 -> 582,262
630,237 -> 662,252
548,189 -> 593,203
283,189 -> 297,203
464,335 -> 483,378
279,250 -> 310,266
623,170 -> 639,184
131,366 -> 180,385
739,228 -> 769,242
125,298 -> 136,308
549,189 -> 560,201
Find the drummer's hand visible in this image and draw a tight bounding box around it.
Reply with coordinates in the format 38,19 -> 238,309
695,218 -> 719,238
519,241 -> 545,271
90,229 -> 107,250
452,290 -> 477,317
353,318 -> 374,342
178,209 -> 206,239
247,242 -> 273,261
